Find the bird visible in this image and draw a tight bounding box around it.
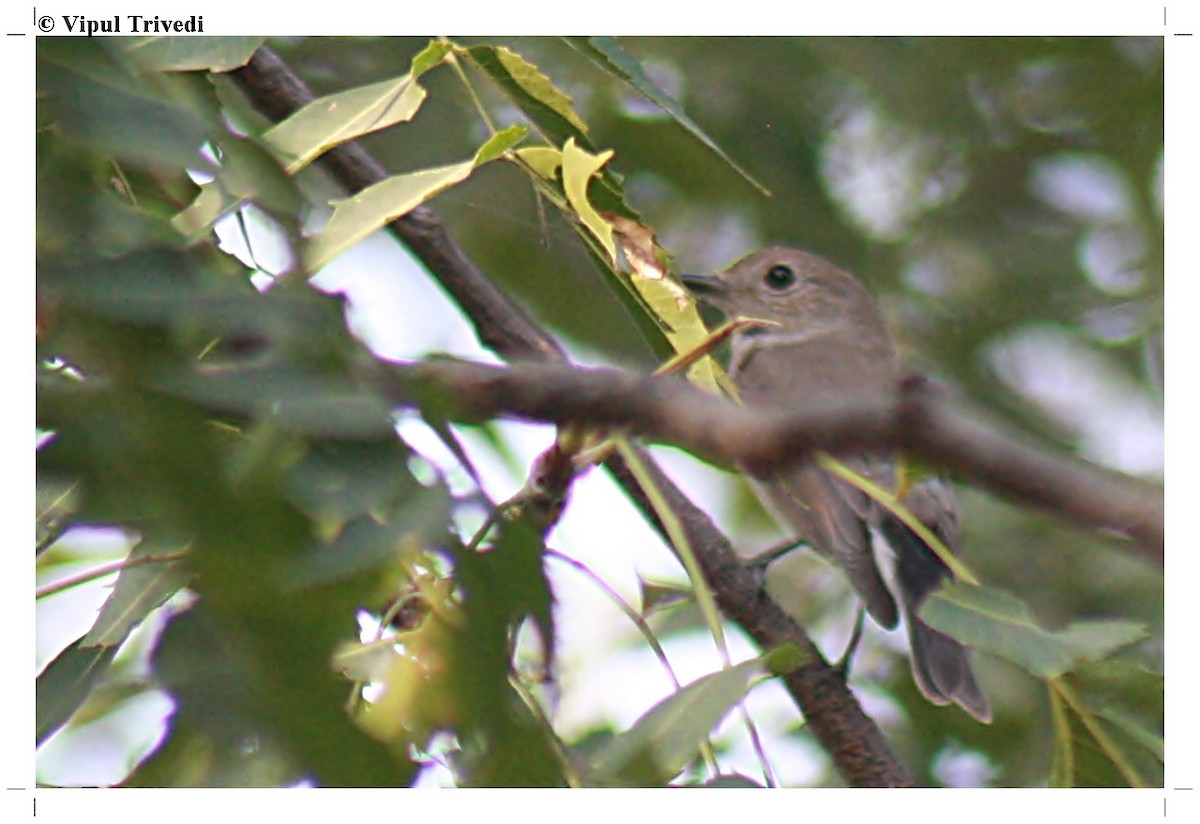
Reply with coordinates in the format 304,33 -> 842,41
681,246 -> 991,722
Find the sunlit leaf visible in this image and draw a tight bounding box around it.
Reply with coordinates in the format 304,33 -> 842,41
466,45 -> 589,144
514,145 -> 562,179
264,40 -> 452,174
266,78 -> 425,174
609,215 -> 729,394
332,638 -> 403,684
562,137 -> 616,262
305,125 -> 526,271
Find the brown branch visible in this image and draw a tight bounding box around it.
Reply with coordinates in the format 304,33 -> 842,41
381,359 -> 1164,563
229,45 -> 915,787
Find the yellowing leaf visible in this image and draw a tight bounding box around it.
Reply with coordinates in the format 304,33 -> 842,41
516,146 -> 562,179
562,137 -> 615,262
466,45 -> 591,145
264,41 -> 452,174
305,125 -> 526,272
607,215 -> 728,394
495,47 -> 590,135
265,78 -> 427,174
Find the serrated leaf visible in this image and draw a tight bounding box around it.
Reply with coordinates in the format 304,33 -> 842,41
562,138 -> 616,262
122,36 -> 265,72
305,125 -> 526,271
466,45 -> 589,145
37,639 -> 119,745
586,657 -> 765,786
565,37 -> 769,196
80,538 -> 189,647
921,583 -> 1148,679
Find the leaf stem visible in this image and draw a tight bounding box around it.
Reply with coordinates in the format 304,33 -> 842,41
446,45 -> 499,136
36,550 -> 189,600
1051,676 -> 1146,788
818,453 -> 981,585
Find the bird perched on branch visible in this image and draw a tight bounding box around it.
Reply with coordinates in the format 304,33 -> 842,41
682,246 -> 990,722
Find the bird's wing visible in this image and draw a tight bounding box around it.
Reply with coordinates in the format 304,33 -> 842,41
750,459 -> 899,629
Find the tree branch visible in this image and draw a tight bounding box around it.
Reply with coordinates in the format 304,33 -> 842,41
382,359 -> 1163,563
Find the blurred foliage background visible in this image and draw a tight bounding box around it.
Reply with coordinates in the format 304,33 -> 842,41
36,36 -> 1162,789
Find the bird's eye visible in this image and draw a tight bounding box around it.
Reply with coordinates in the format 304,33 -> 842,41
763,264 -> 796,290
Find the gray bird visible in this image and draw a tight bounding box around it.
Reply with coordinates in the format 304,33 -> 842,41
682,246 -> 991,722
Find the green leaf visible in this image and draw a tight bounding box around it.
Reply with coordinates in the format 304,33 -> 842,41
638,577 -> 691,616
1097,706 -> 1164,761
282,440 -> 423,524
304,125 -> 526,271
442,517 -> 563,786
332,637 -> 403,683
264,41 -> 451,174
80,536 -> 190,647
122,36 -> 266,72
280,486 -> 452,591
36,639 -> 119,745
172,134 -> 302,239
37,39 -> 219,172
466,45 -> 590,147
1053,660 -> 1164,787
921,583 -> 1148,679
586,657 -> 766,786
134,607 -> 309,787
1050,675 -> 1158,787
1048,684 -> 1074,787
564,37 -> 769,196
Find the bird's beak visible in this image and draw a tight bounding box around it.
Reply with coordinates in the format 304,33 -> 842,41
678,272 -> 727,298
679,273 -> 733,316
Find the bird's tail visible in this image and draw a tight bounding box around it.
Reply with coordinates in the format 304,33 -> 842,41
876,488 -> 992,724
906,608 -> 992,723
